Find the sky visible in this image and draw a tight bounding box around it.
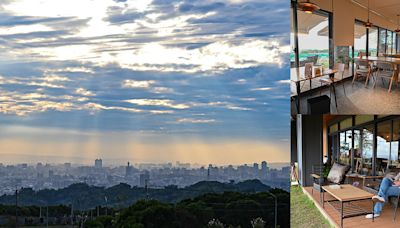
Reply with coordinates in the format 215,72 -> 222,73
0,0 -> 290,166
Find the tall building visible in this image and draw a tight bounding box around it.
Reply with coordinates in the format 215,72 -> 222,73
261,161 -> 268,172
261,161 -> 268,177
253,163 -> 259,177
125,162 -> 133,177
95,159 -> 102,169
139,170 -> 150,187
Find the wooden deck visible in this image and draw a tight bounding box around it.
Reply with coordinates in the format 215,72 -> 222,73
302,186 -> 400,228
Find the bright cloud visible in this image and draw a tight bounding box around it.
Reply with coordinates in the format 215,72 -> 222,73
125,99 -> 190,109
75,88 -> 95,96
122,79 -> 155,88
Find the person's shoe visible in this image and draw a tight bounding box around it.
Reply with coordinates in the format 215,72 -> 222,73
365,213 -> 380,219
372,195 -> 385,203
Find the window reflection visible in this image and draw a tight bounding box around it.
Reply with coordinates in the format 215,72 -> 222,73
339,130 -> 352,165
355,22 -> 367,56
296,11 -> 329,68
362,125 -> 374,175
368,27 -> 378,56
386,31 -> 393,55
379,28 -> 386,56
376,121 -> 391,174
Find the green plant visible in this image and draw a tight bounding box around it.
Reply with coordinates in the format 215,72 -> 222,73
323,164 -> 331,178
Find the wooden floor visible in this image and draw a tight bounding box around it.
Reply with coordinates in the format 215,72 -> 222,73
302,186 -> 400,228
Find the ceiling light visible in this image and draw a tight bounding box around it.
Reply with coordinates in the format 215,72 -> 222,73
364,0 -> 373,28
298,0 -> 320,14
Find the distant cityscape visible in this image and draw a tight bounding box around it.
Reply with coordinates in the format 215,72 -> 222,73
0,160 -> 290,195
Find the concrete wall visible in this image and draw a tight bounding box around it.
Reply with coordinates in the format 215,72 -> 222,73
297,115 -> 323,186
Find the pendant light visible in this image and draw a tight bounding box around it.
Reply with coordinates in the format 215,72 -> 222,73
298,0 -> 320,14
364,0 -> 373,28
395,14 -> 400,33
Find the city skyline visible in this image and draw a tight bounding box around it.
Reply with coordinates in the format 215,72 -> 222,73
0,0 -> 289,164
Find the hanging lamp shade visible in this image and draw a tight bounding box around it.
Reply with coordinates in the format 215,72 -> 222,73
364,0 -> 373,28
298,0 -> 320,14
364,21 -> 372,28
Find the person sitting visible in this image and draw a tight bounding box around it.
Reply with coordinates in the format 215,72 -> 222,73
366,173 -> 400,219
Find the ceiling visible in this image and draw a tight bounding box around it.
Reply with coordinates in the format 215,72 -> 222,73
352,0 -> 400,25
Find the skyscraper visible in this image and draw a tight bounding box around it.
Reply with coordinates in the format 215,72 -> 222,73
125,162 -> 133,177
95,159 -> 102,169
261,161 -> 268,177
139,170 -> 150,187
253,163 -> 259,176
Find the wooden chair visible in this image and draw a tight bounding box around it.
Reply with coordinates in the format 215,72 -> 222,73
300,62 -> 314,92
353,59 -> 373,87
319,63 -> 345,93
374,62 -> 398,92
311,163 -> 350,203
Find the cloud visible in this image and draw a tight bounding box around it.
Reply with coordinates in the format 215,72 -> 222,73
122,79 -> 155,88
151,87 -> 175,93
251,87 -> 272,91
125,99 -> 189,109
42,75 -> 70,82
75,88 -> 95,96
277,79 -> 290,84
176,118 -> 216,124
0,0 -> 289,143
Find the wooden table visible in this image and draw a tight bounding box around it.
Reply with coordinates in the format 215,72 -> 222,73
355,56 -> 400,65
322,184 -> 375,227
291,67 -> 338,113
355,56 -> 400,92
345,174 -> 384,187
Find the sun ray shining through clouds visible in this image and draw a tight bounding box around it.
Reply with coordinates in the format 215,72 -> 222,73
0,0 -> 289,165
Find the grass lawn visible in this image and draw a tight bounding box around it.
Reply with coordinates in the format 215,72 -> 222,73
291,186 -> 332,228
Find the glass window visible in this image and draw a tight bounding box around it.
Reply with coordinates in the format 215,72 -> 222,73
354,129 -> 362,173
368,27 -> 378,56
339,130 -> 352,165
391,119 -> 400,168
334,46 -> 352,79
297,10 -> 330,68
397,35 -> 400,54
361,125 -> 374,175
376,121 -> 391,174
355,115 -> 374,125
386,31 -> 393,54
379,28 -> 386,56
393,33 -> 397,54
355,22 -> 367,57
340,118 -> 352,130
290,6 -> 296,67
330,124 -> 338,133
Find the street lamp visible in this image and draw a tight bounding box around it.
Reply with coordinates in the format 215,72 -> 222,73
265,191 -> 277,228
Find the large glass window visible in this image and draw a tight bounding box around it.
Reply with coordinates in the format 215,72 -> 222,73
391,119 -> 400,168
386,31 -> 393,54
339,130 -> 352,165
397,36 -> 400,54
290,6 -> 296,67
368,27 -> 378,56
376,121 -> 392,174
355,22 -> 367,57
353,129 -> 362,173
361,125 -> 374,175
379,28 -> 387,56
355,115 -> 374,125
297,10 -> 330,68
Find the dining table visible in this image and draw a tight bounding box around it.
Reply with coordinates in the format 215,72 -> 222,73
355,56 -> 400,92
291,66 -> 338,114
